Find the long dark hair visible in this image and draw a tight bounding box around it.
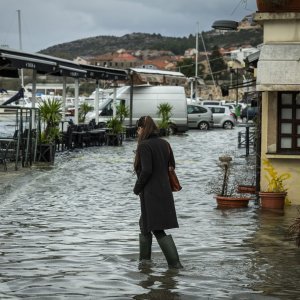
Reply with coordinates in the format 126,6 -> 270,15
134,116 -> 159,172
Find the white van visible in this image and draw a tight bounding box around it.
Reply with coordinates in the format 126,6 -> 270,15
86,85 -> 188,133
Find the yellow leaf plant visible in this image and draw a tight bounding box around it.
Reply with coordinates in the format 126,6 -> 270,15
262,158 -> 291,193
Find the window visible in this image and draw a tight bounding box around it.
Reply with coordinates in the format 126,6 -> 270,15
187,105 -> 208,114
210,107 -> 225,114
198,106 -> 208,113
187,105 -> 193,114
202,101 -> 220,105
277,92 -> 300,153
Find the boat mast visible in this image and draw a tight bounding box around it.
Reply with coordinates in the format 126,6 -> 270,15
195,22 -> 199,101
17,9 -> 24,87
200,31 -> 216,87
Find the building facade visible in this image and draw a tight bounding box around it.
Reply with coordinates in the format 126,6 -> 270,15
255,12 -> 300,204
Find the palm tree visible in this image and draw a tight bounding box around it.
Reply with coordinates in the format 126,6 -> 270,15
39,98 -> 62,143
79,102 -> 93,123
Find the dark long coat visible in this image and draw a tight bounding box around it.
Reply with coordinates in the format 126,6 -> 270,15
133,135 -> 179,234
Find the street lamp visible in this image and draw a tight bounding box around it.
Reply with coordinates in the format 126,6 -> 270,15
211,20 -> 238,31
211,20 -> 239,103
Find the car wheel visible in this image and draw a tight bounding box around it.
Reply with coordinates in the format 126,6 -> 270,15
168,124 -> 177,135
198,121 -> 209,130
223,121 -> 233,129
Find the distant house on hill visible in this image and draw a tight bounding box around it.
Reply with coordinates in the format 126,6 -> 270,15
184,48 -> 198,58
230,47 -> 259,64
87,51 -> 141,69
137,57 -> 176,71
73,56 -> 94,65
239,14 -> 260,29
79,49 -> 179,71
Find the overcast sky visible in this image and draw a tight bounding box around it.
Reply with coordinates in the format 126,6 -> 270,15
0,0 -> 256,53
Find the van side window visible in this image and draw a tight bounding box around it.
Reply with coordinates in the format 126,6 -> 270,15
100,102 -> 113,116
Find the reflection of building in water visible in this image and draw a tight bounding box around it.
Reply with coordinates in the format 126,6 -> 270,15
247,207 -> 300,298
24,83 -> 75,96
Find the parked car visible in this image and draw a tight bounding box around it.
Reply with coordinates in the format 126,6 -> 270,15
240,106 -> 258,121
222,103 -> 237,119
187,104 -> 214,130
200,100 -> 221,106
204,105 -> 236,129
222,103 -> 236,111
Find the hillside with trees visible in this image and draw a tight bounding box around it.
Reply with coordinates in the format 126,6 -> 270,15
39,28 -> 263,60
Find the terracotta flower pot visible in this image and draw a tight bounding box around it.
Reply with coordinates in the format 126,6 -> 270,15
256,0 -> 300,12
237,185 -> 256,194
259,192 -> 287,209
215,195 -> 251,209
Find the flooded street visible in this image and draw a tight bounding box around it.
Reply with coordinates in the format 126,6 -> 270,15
1,128 -> 300,299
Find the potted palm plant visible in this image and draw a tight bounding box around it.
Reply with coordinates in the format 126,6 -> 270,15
259,159 -> 291,209
79,102 -> 93,123
157,103 -> 173,136
38,98 -> 62,163
106,103 -> 128,146
208,155 -> 251,208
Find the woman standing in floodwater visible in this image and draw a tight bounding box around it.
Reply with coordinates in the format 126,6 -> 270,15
133,115 -> 182,269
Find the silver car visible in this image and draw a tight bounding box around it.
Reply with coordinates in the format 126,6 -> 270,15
204,105 -> 236,129
187,104 -> 214,130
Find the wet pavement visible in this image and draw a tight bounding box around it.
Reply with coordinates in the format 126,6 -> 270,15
1,128 -> 300,299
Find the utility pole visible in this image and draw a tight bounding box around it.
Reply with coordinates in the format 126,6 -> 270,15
236,68 -> 239,106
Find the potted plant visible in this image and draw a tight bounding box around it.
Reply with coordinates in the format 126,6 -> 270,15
38,98 -> 62,163
237,184 -> 256,195
256,0 -> 300,12
259,159 -> 291,209
79,102 -> 93,124
106,104 -> 127,146
157,103 -> 173,136
117,102 -> 129,123
207,155 -> 251,208
236,156 -> 257,195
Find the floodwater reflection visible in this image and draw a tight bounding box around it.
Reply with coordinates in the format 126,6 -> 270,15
134,265 -> 180,300
0,128 -> 300,299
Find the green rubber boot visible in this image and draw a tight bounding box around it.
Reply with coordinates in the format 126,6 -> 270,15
139,233 -> 152,261
157,234 -> 183,269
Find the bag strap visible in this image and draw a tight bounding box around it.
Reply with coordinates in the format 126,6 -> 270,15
165,141 -> 174,169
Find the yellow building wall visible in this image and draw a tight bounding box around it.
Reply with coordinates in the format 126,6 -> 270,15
255,12 -> 300,43
257,12 -> 300,205
260,92 -> 300,205
264,19 -> 300,43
